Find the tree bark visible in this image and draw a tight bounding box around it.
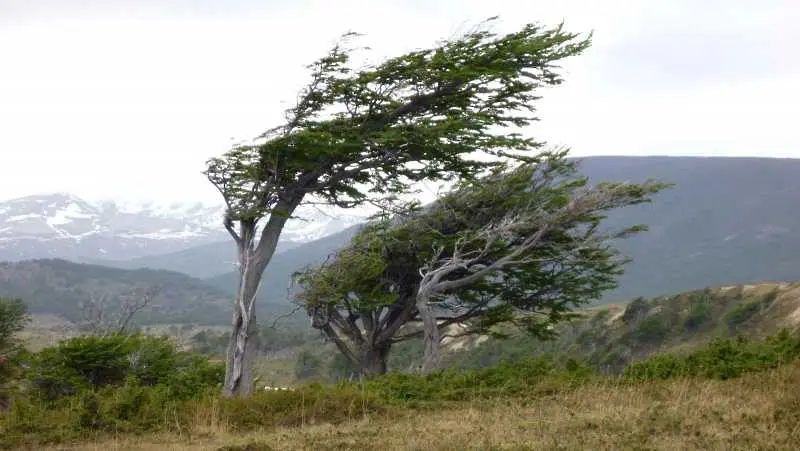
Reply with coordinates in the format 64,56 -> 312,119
222,247 -> 267,397
221,201 -> 300,397
416,291 -> 441,375
360,344 -> 390,377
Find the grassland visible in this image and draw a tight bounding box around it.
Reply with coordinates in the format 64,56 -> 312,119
7,282 -> 800,450
26,360 -> 800,451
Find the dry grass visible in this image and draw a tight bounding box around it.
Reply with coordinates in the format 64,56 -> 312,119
37,361 -> 800,451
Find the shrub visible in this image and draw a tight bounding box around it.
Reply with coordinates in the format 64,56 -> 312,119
631,314 -> 669,345
684,293 -> 713,332
21,333 -> 223,401
725,300 -> 761,330
622,329 -> 800,382
362,357 -> 595,404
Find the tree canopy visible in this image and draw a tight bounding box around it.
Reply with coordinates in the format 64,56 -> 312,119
203,17 -> 593,395
294,152 -> 670,375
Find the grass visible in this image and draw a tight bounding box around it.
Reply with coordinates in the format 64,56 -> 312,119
26,360 -> 800,450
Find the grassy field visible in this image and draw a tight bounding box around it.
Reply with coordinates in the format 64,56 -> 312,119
25,360 -> 800,451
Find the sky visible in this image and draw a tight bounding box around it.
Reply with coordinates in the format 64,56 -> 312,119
1,0 -> 799,206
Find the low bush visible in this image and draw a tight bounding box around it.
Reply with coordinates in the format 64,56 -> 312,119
725,300 -> 762,330
20,333 -> 223,402
684,293 -> 713,331
622,329 -> 800,382
362,357 -> 596,404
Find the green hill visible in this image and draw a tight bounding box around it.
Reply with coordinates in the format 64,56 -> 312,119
0,259 -> 232,325
441,281 -> 800,373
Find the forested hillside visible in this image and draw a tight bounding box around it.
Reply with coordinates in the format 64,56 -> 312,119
0,259 -> 231,325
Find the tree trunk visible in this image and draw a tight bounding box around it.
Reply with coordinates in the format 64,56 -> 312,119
360,344 -> 390,377
417,291 -> 441,375
222,247 -> 268,397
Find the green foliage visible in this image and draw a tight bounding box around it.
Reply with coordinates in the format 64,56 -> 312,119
0,297 -> 29,409
725,300 -> 761,330
21,333 -> 223,401
622,329 -> 800,382
684,293 -> 713,332
631,314 -> 669,345
206,18 -> 593,221
296,153 -> 669,374
0,297 -> 29,356
361,357 -> 595,405
5,330 -> 800,449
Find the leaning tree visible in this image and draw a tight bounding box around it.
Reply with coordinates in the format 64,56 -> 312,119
204,18 -> 592,395
294,152 -> 670,376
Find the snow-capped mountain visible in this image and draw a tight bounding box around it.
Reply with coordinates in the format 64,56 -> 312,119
0,193 -> 365,262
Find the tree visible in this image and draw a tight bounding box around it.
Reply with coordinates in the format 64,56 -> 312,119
204,17 -> 592,395
294,153 -> 670,376
77,285 -> 161,336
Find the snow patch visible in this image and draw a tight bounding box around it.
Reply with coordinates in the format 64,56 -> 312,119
6,214 -> 39,222
47,202 -> 94,226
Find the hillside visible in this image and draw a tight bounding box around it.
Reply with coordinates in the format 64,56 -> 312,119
0,259 -> 232,325
442,281 -> 800,373
201,156 -> 800,305
578,156 -> 800,302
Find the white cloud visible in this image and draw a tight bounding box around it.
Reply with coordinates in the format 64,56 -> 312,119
0,0 -> 797,204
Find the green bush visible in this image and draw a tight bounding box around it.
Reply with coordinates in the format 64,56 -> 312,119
622,329 -> 800,382
362,357 -> 595,404
684,294 -> 712,331
631,314 -> 669,345
21,333 -> 223,401
725,300 -> 761,330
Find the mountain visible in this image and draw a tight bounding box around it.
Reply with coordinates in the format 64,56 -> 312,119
579,156 -> 800,302
0,193 -> 365,264
102,215 -> 360,279
0,258 -> 232,325
203,156 -> 800,305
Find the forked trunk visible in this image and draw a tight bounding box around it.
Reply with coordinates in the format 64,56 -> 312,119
223,301 -> 258,396
417,292 -> 441,375
222,247 -> 268,397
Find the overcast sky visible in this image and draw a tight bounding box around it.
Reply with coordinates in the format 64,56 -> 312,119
1,0 -> 798,205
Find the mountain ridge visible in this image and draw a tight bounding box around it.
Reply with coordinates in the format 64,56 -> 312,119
0,193 -> 365,264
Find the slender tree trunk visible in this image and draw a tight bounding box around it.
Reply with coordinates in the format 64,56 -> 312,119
222,246 -> 268,397
221,202 -> 299,397
416,291 -> 441,375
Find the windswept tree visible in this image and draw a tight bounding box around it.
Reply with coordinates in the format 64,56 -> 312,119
204,17 -> 592,396
294,152 -> 670,376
